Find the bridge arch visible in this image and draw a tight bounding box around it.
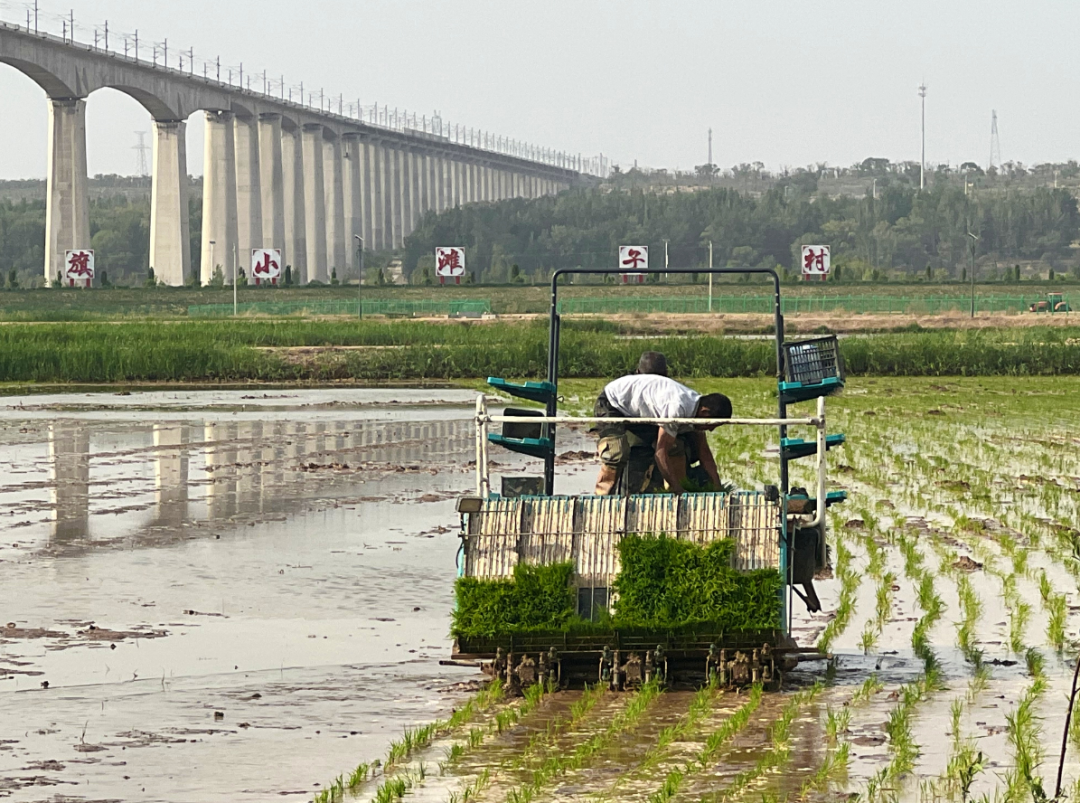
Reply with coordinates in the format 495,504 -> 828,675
0,55 -> 76,98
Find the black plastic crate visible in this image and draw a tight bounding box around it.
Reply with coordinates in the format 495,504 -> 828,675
783,336 -> 844,385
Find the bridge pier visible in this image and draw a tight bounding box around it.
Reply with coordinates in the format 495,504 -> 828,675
323,135 -> 346,277
234,116 -> 263,279
258,114 -> 286,269
342,133 -> 363,275
44,98 -> 90,285
281,124 -> 307,281
149,120 -> 191,286
301,124 -> 327,282
201,111 -> 238,285
360,138 -> 377,251
388,146 -> 401,250
372,140 -> 388,251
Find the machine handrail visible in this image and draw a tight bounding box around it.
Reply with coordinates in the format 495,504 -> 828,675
485,415 -> 818,427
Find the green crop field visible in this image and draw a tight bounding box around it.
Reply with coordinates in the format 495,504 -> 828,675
0,280 -> 1075,320
311,376 -> 1080,803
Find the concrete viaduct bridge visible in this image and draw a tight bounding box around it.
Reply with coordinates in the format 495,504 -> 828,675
0,20 -> 583,285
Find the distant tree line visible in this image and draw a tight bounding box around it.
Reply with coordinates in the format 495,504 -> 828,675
1,179 -> 1078,287
402,184 -> 1080,284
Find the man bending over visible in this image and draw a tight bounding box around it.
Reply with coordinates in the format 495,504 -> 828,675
594,374 -> 731,496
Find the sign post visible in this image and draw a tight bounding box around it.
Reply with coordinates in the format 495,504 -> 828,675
435,247 -> 466,285
251,248 -> 282,286
64,249 -> 94,288
800,245 -> 830,281
619,245 -> 648,284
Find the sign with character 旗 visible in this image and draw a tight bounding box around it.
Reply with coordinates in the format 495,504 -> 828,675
64,249 -> 94,287
801,245 -> 830,281
435,247 -> 466,285
619,245 -> 648,284
251,249 -> 282,285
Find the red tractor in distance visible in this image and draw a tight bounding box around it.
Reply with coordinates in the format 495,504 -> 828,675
1029,292 -> 1071,313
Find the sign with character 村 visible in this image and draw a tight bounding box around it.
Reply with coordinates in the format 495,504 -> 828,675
64,249 -> 94,287
251,249 -> 282,285
435,247 -> 466,285
801,245 -> 830,281
619,245 -> 648,284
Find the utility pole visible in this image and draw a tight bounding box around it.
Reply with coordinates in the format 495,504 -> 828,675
967,231 -> 979,318
708,240 -> 714,313
707,128 -> 713,171
918,83 -> 928,190
354,236 -> 364,319
664,239 -> 669,281
233,244 -> 238,316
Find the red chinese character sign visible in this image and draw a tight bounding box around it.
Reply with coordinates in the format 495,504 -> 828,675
251,249 -> 282,285
619,245 -> 648,284
435,247 -> 466,285
64,250 -> 94,287
801,245 -> 830,281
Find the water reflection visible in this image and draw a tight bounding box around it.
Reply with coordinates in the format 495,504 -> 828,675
48,422 -> 90,541
39,416 -> 475,546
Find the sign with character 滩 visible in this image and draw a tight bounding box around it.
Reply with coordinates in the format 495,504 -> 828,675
435,247 -> 466,285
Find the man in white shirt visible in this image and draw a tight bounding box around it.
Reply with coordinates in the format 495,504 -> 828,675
593,374 -> 730,496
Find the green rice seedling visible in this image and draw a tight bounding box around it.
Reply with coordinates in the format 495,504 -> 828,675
826,706 -> 852,744
851,674 -> 884,706
444,743 -> 465,764
1008,601 -> 1031,655
1005,680 -> 1049,803
346,763 -> 370,790
373,776 -> 409,803
467,727 -> 483,748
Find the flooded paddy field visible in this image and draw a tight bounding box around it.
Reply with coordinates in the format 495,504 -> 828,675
0,388 -> 595,802
4,378 -> 1080,803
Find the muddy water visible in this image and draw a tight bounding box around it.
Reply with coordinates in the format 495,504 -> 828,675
0,389 -> 595,803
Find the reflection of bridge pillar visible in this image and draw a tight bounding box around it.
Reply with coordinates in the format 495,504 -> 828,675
234,116 -> 263,274
282,124 -> 307,281
258,114 -> 286,266
154,424 -> 189,527
149,120 -> 190,286
201,111 -> 238,285
342,133 -> 363,274
44,98 -> 90,285
48,422 -> 89,542
301,124 -> 327,282
323,135 -> 346,275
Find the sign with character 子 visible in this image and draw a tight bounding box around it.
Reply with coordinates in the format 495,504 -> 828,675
251,249 -> 282,285
64,249 -> 94,287
435,247 -> 466,285
619,245 -> 648,284
801,245 -> 830,281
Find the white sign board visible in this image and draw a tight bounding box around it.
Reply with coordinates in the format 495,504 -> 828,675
801,245 -> 830,279
435,246 -> 466,285
619,245 -> 648,284
64,249 -> 94,287
251,248 -> 283,285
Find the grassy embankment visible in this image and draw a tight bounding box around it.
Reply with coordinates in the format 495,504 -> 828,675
0,281 -> 1075,320
0,320 -> 1078,384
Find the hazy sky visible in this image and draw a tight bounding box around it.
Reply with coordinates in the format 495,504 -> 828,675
0,0 -> 1077,179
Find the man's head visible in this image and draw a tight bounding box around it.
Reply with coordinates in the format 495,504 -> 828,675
694,393 -> 732,431
636,351 -> 669,376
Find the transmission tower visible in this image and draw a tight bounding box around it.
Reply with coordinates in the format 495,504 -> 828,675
989,110 -> 1001,170
133,131 -> 150,177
